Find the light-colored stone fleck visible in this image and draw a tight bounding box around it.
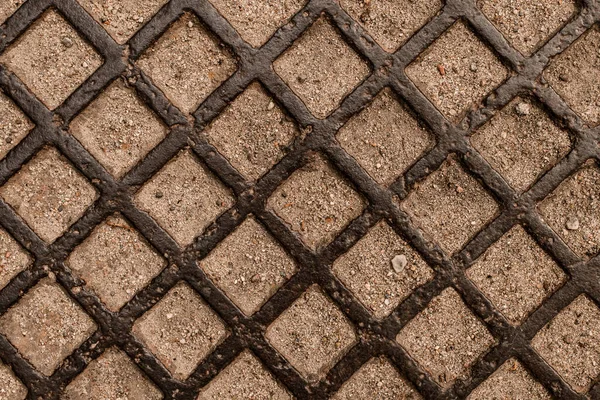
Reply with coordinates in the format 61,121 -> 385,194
332,222 -> 434,318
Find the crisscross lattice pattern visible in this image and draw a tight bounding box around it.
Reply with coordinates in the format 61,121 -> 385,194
0,0 -> 600,399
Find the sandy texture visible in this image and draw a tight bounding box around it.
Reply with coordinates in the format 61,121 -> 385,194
478,0 -> 576,55
406,21 -> 508,122
133,282 -> 229,380
199,216 -> 296,316
0,0 -> 25,24
0,9 -> 102,110
265,285 -> 356,382
397,288 -> 495,387
471,97 -> 571,192
0,279 -> 96,376
332,221 -> 434,318
274,17 -> 370,119
532,295 -> 600,393
203,82 -> 297,181
67,214 -> 166,312
402,156 -> 499,254
0,91 -> 33,160
337,88 -> 434,185
0,361 -> 27,400
138,13 -> 237,114
268,154 -> 365,250
544,26 -> 600,126
70,80 -> 168,178
78,0 -> 169,44
467,226 -> 566,324
340,0 -> 442,52
208,0 -> 305,48
0,228 -> 31,291
0,147 -> 98,243
538,161 -> 600,259
135,150 -> 234,247
62,347 -> 163,400
333,357 -> 421,399
198,350 -> 291,399
468,359 -> 551,399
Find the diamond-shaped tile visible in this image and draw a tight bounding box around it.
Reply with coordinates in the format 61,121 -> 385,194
544,27 -> 600,126
538,161 -> 600,259
62,347 -> 163,400
468,358 -> 551,399
134,150 -> 235,247
0,91 -> 33,160
333,357 -> 421,399
132,282 -> 229,380
70,80 -> 168,178
267,153 -> 366,250
0,9 -> 103,110
478,0 -> 576,56
340,0 -> 442,52
0,147 -> 98,243
406,21 -> 508,122
78,0 -> 169,44
332,222 -> 434,319
198,350 -> 291,400
402,155 -> 499,254
208,0 -> 305,48
199,216 -> 296,316
337,88 -> 434,185
467,226 -> 566,325
0,279 -> 96,376
0,0 -> 24,24
203,82 -> 297,181
265,285 -> 357,382
471,97 -> 571,192
397,288 -> 495,387
67,214 -> 166,312
0,228 -> 31,291
532,295 -> 600,393
273,17 -> 370,119
0,361 -> 26,400
138,13 -> 237,114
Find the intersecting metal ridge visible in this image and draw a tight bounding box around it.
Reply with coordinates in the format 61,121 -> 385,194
0,0 -> 599,398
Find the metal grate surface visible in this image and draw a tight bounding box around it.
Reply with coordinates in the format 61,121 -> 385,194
0,0 -> 599,398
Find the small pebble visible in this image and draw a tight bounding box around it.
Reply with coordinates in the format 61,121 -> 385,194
515,102 -> 530,116
188,21 -> 194,28
391,254 -> 408,273
61,37 -> 73,48
267,101 -> 275,111
566,217 -> 580,230
155,191 -> 164,199
470,63 -> 478,72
